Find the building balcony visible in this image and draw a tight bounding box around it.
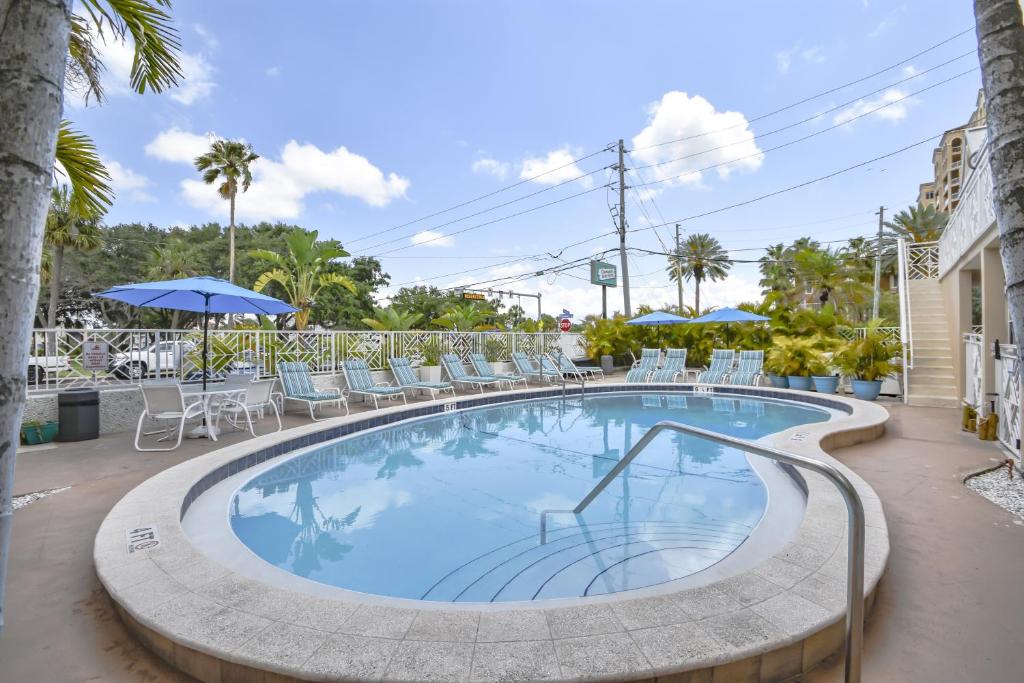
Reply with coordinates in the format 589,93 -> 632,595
938,142 -> 995,277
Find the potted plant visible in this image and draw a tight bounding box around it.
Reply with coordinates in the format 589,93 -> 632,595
418,339 -> 444,383
810,352 -> 840,395
833,324 -> 901,401
21,420 -> 59,445
763,350 -> 789,388
766,336 -> 818,391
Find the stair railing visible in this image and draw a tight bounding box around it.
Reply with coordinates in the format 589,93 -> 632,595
543,421 -> 866,683
897,237 -> 912,403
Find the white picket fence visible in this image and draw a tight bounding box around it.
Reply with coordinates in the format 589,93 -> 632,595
26,328 -> 588,392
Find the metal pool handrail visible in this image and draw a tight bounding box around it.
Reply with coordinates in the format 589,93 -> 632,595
547,351 -> 585,399
555,421 -> 866,683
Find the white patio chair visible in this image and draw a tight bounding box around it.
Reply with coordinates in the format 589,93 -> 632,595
134,384 -> 205,452
214,379 -> 282,437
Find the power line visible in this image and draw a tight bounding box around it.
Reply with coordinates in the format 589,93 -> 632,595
630,68 -> 976,190
630,27 -> 976,152
345,143 -> 615,245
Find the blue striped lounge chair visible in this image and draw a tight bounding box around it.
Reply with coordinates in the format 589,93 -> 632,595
649,348 -> 688,383
469,353 -> 527,389
388,357 -> 455,399
696,349 -> 735,384
539,354 -> 586,382
511,351 -> 560,384
276,361 -> 347,420
441,354 -> 503,393
727,350 -> 764,386
626,348 -> 660,383
342,359 -> 408,409
552,352 -> 603,380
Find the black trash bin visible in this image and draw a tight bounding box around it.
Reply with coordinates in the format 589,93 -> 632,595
58,389 -> 99,441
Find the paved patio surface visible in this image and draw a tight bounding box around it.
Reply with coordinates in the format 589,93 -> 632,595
0,395 -> 1021,682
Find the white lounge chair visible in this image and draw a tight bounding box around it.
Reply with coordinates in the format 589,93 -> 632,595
214,378 -> 282,436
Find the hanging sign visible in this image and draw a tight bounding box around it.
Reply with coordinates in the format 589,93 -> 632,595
590,260 -> 617,287
82,341 -> 109,372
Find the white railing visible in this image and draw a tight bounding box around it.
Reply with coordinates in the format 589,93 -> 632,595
996,345 -> 1021,461
939,142 -> 995,278
906,241 -> 941,280
897,238 -> 912,402
836,326 -> 901,343
963,333 -> 983,410
26,328 -> 588,392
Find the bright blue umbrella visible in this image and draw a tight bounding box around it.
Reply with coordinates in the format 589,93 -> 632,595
94,276 -> 297,389
686,307 -> 769,346
685,307 -> 769,324
626,311 -> 690,326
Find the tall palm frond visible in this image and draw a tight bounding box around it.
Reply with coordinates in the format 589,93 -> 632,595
54,121 -> 113,218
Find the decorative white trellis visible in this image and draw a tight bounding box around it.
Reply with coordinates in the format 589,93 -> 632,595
26,328 -> 587,392
997,345 -> 1021,460
906,241 -> 941,280
963,333 -> 983,410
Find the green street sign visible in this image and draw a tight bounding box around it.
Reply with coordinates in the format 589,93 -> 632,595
590,260 -> 617,287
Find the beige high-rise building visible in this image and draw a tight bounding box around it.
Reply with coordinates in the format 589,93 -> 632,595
919,89 -> 987,214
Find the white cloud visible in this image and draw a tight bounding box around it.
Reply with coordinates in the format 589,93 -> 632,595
901,64 -> 920,78
192,23 -> 218,50
266,65 -> 282,78
775,44 -> 826,74
832,89 -> 911,128
169,52 -> 216,104
410,230 -> 454,248
145,127 -> 215,163
472,157 -> 510,181
629,91 -> 763,190
150,128 -> 411,219
103,158 -> 154,202
519,147 -> 593,188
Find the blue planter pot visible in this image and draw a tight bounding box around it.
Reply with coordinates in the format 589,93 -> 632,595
786,375 -> 813,391
768,374 -> 789,389
851,379 -> 883,401
812,375 -> 839,394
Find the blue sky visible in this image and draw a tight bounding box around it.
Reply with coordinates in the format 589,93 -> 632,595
68,0 -> 984,318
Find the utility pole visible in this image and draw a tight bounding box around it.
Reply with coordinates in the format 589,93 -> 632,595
675,223 -> 683,312
872,205 -> 885,320
617,139 -> 632,317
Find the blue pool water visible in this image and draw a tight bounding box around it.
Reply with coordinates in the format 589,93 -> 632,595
229,393 -> 829,602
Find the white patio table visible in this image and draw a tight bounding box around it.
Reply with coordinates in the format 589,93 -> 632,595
181,384 -> 246,441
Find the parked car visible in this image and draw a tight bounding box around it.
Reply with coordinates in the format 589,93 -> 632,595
110,340 -> 196,379
27,355 -> 71,385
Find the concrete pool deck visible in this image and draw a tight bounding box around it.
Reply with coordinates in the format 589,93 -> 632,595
0,391 -> 1021,681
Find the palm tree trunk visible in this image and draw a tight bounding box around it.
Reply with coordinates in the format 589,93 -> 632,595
46,244 -> 63,328
975,0 -> 1024,346
0,0 -> 73,632
694,277 -> 701,314
229,190 -> 236,284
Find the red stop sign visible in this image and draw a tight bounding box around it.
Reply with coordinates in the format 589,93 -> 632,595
559,318 -> 571,332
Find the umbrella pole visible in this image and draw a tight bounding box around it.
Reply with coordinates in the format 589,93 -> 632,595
202,298 -> 210,392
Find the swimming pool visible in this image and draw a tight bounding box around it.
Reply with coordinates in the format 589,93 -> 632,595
225,392 -> 829,602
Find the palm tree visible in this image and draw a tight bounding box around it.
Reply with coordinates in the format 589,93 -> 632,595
975,0 -> 1024,346
432,303 -> 497,331
883,203 -> 948,243
194,140 -> 260,285
145,239 -> 194,328
362,307 -> 423,331
44,186 -> 102,328
251,229 -> 357,331
794,248 -> 869,316
758,243 -> 793,302
665,233 -> 731,313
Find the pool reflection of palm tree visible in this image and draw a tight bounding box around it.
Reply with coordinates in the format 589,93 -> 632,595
687,437 -> 723,466
376,448 -> 424,480
289,479 -> 360,577
440,421 -> 498,459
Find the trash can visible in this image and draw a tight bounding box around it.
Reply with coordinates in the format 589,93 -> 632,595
58,388 -> 99,441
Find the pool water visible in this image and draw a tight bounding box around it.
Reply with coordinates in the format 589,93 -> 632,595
229,393 -> 829,602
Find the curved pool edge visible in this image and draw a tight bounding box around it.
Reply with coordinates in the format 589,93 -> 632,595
95,384 -> 890,683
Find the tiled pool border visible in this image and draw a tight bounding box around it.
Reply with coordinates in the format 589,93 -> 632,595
96,383 -> 890,683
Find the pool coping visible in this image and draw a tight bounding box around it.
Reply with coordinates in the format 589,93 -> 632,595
95,384 -> 890,683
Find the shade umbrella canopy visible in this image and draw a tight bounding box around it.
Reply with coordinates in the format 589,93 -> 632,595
93,276 -> 297,315
94,276 -> 297,390
686,307 -> 769,324
626,311 -> 690,326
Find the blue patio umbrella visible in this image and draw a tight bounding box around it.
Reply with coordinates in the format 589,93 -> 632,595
626,311 -> 690,326
94,276 -> 297,390
686,307 -> 769,346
